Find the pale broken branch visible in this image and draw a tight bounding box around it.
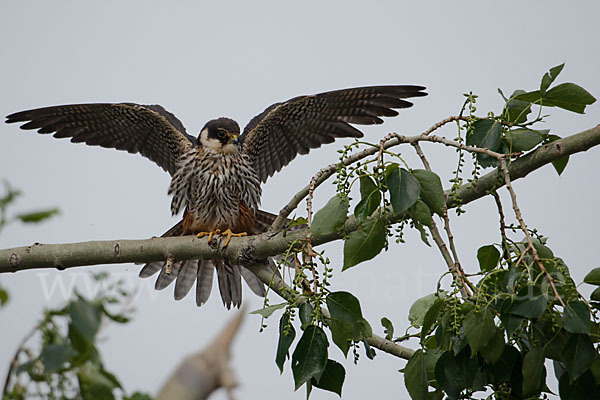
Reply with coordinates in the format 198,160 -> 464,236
157,308 -> 246,400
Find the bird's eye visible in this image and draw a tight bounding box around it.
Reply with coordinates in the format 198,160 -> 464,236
217,130 -> 226,138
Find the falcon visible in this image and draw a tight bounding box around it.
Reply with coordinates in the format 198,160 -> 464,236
6,85 -> 427,308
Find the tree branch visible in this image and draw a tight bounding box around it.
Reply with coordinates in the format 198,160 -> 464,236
1,125 -> 598,273
449,124 -> 600,207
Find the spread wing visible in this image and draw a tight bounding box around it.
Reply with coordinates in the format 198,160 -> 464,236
5,103 -> 195,176
240,85 -> 427,182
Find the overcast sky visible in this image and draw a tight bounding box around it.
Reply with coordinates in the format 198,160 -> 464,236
1,1 -> 598,399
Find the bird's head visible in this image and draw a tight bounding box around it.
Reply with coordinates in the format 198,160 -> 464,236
198,117 -> 241,154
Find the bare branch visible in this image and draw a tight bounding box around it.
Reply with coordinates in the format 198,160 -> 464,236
246,261 -> 416,360
498,158 -> 566,307
270,116 -> 468,231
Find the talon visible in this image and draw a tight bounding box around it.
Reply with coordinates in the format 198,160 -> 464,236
196,230 -> 220,243
221,228 -> 247,247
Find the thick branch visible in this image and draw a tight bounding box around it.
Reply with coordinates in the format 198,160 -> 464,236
449,124 -> 600,206
247,261 -> 416,360
1,125 -> 599,273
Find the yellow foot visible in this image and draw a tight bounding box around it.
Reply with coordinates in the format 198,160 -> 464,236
196,229 -> 247,246
220,228 -> 247,247
196,230 -> 219,242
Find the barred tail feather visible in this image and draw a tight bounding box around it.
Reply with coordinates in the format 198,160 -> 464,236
174,260 -> 199,300
196,261 -> 214,306
155,262 -> 182,290
240,266 -> 266,297
216,260 -> 242,309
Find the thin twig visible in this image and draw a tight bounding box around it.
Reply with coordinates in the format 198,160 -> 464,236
3,322 -> 40,396
428,220 -> 471,297
269,116 -> 468,232
422,115 -> 468,136
491,191 -> 511,263
411,142 -> 432,171
498,158 -> 565,307
412,141 -> 473,297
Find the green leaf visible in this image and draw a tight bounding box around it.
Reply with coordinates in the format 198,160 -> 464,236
276,313 -> 296,373
522,347 -> 545,396
328,324 -> 350,357
385,165 -> 420,214
409,199 -> 433,229
299,302 -> 313,330
467,119 -> 502,167
463,309 -> 497,354
404,349 -> 429,400
434,348 -> 477,399
412,169 -> 445,216
15,359 -> 37,377
421,298 -> 444,341
409,293 -> 437,328
531,237 -> 554,259
16,208 -> 59,223
311,359 -> 345,397
562,333 -> 595,382
424,349 -> 443,388
288,216 -> 308,228
553,155 -> 570,176
250,302 -> 288,318
503,90 -> 532,124
480,328 -> 506,364
69,298 -> 102,343
477,245 -> 500,273
354,175 -> 381,221
547,135 -> 570,176
362,338 -> 376,359
590,359 -> 600,385
509,285 -> 547,318
381,317 -> 394,340
100,305 -> 130,324
78,362 -> 118,400
40,343 -> 77,373
584,268 -> 600,286
311,195 -> 349,236
342,217 -> 386,270
591,287 -> 600,302
487,345 -> 520,383
327,292 -> 365,326
544,83 -> 597,113
124,393 -> 154,400
541,63 -> 565,93
504,129 -> 547,152
499,312 -> 524,337
563,301 -> 591,334
0,184 -> 21,208
327,292 -> 372,356
0,286 -> 8,307
291,325 -> 329,390
516,83 -> 596,114
559,370 -> 598,400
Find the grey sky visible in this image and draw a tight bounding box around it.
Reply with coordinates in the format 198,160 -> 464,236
1,1 -> 598,399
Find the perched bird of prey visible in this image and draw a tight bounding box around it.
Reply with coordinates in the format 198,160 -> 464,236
6,85 -> 427,308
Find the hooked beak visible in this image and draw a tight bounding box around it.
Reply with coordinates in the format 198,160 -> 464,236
231,134 -> 239,145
